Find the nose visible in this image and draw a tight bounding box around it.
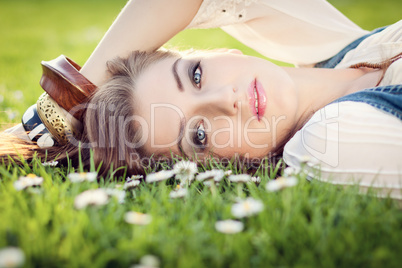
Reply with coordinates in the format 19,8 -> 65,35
193,84 -> 237,116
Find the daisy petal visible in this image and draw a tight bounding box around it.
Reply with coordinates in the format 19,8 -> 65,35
196,169 -> 224,182
231,197 -> 264,218
173,161 -> 198,184
68,172 -> 97,183
215,220 -> 244,234
13,174 -> 43,191
74,189 -> 109,209
0,247 -> 25,268
228,174 -> 251,183
146,170 -> 175,183
169,188 -> 188,199
124,211 -> 152,225
265,177 -> 298,192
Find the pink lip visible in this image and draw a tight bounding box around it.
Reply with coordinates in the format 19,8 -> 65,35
248,79 -> 267,121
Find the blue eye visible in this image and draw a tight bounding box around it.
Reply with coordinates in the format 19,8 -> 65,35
196,120 -> 206,145
197,128 -> 205,141
193,69 -> 201,85
193,63 -> 202,88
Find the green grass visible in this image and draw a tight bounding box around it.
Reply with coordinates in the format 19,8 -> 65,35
0,0 -> 401,267
1,157 -> 401,268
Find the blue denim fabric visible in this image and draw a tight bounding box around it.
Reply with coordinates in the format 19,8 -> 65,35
332,85 -> 402,121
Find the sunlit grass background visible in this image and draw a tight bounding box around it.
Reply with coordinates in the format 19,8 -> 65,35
0,0 -> 401,267
0,0 -> 401,125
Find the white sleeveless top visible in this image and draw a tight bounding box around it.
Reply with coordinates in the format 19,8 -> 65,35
283,21 -> 402,199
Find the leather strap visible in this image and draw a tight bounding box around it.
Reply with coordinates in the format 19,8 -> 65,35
40,55 -> 97,120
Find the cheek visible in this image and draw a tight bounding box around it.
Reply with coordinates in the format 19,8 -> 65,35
208,120 -> 234,149
146,108 -> 183,149
239,119 -> 273,155
207,119 -> 273,157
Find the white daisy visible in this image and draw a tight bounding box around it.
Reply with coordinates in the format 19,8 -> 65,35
105,188 -> 126,204
130,254 -> 160,268
169,188 -> 188,199
42,161 -> 58,167
146,170 -> 174,183
140,255 -> 160,267
196,169 -> 224,182
231,197 -> 264,218
224,170 -> 233,176
13,174 -> 43,191
283,167 -> 297,177
172,161 -> 198,183
74,189 -> 109,209
67,172 -> 97,183
124,179 -> 141,190
215,220 -> 244,234
265,177 -> 298,192
0,247 -> 25,268
114,184 -> 124,189
124,211 -> 152,225
228,174 -> 251,183
128,175 -> 144,180
203,180 -> 220,187
250,176 -> 261,184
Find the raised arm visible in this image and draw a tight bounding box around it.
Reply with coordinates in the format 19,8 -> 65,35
80,0 -> 202,86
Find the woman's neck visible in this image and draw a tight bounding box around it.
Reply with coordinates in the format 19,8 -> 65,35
284,66 -> 383,124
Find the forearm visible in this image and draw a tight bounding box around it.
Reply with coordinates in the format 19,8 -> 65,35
80,0 -> 202,86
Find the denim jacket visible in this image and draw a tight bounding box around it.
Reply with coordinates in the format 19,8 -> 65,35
315,26 -> 402,121
332,85 -> 402,121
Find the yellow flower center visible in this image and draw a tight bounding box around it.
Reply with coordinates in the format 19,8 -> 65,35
243,202 -> 251,211
5,260 -> 18,267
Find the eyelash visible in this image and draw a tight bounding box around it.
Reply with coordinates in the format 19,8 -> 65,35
189,61 -> 206,149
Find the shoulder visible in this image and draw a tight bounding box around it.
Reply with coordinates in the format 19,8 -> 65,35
283,102 -> 402,194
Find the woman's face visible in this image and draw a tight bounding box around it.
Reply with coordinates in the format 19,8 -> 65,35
133,51 -> 299,160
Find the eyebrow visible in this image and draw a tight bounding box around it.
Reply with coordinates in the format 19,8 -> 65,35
172,58 -> 184,92
177,117 -> 188,158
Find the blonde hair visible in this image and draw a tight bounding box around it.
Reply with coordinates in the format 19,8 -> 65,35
85,50 -> 178,176
0,50 -> 178,177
